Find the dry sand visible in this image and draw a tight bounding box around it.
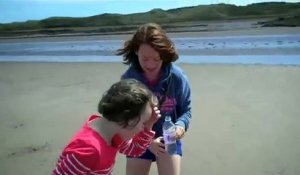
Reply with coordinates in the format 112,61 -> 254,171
0,62 -> 300,175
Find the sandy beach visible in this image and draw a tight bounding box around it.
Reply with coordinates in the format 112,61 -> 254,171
0,62 -> 300,175
0,25 -> 300,174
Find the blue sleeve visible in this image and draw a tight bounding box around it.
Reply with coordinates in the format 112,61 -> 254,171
175,72 -> 192,132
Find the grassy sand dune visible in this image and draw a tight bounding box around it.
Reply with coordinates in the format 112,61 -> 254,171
1,2 -> 299,38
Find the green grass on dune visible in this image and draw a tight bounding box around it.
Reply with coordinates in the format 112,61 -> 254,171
0,2 -> 299,37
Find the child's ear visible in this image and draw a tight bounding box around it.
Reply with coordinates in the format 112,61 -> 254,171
151,95 -> 159,107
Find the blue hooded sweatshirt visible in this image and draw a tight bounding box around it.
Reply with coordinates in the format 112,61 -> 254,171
121,63 -> 192,137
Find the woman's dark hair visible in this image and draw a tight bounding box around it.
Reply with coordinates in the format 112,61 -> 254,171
98,79 -> 157,128
116,23 -> 178,70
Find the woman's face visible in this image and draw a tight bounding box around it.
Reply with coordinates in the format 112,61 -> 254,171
136,44 -> 163,77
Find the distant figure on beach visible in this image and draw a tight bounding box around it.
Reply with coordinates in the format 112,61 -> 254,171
52,79 -> 161,175
117,23 -> 192,175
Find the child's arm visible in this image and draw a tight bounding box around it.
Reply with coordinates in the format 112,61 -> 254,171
53,151 -> 96,175
52,143 -> 107,175
118,107 -> 160,157
118,128 -> 155,157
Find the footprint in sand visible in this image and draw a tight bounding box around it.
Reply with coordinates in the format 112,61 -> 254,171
8,142 -> 51,158
11,123 -> 24,129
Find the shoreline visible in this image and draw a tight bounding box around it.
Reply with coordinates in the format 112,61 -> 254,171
1,27 -> 300,43
1,27 -> 299,64
1,28 -> 299,65
1,55 -> 300,66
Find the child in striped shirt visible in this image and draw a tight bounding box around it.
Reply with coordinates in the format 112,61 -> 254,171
52,79 -> 160,175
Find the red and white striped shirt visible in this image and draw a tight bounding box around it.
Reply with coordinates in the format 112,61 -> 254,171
52,115 -> 155,175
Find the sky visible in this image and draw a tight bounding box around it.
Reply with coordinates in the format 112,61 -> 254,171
0,0 -> 299,24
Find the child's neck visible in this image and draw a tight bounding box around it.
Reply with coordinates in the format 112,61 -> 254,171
89,117 -> 120,146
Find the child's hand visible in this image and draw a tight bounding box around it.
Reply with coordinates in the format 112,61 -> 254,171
144,107 -> 161,130
148,137 -> 166,157
175,125 -> 185,139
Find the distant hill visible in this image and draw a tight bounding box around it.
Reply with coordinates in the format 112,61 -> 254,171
0,2 -> 299,37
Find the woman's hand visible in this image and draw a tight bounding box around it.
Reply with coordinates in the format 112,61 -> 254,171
175,125 -> 185,140
148,137 -> 166,157
144,107 -> 161,130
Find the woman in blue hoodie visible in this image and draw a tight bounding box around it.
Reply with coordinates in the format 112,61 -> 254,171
117,23 -> 192,175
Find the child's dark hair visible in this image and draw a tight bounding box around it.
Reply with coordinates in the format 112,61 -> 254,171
98,79 -> 157,128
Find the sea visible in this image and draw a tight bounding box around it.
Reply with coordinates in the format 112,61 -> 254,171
0,34 -> 300,65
